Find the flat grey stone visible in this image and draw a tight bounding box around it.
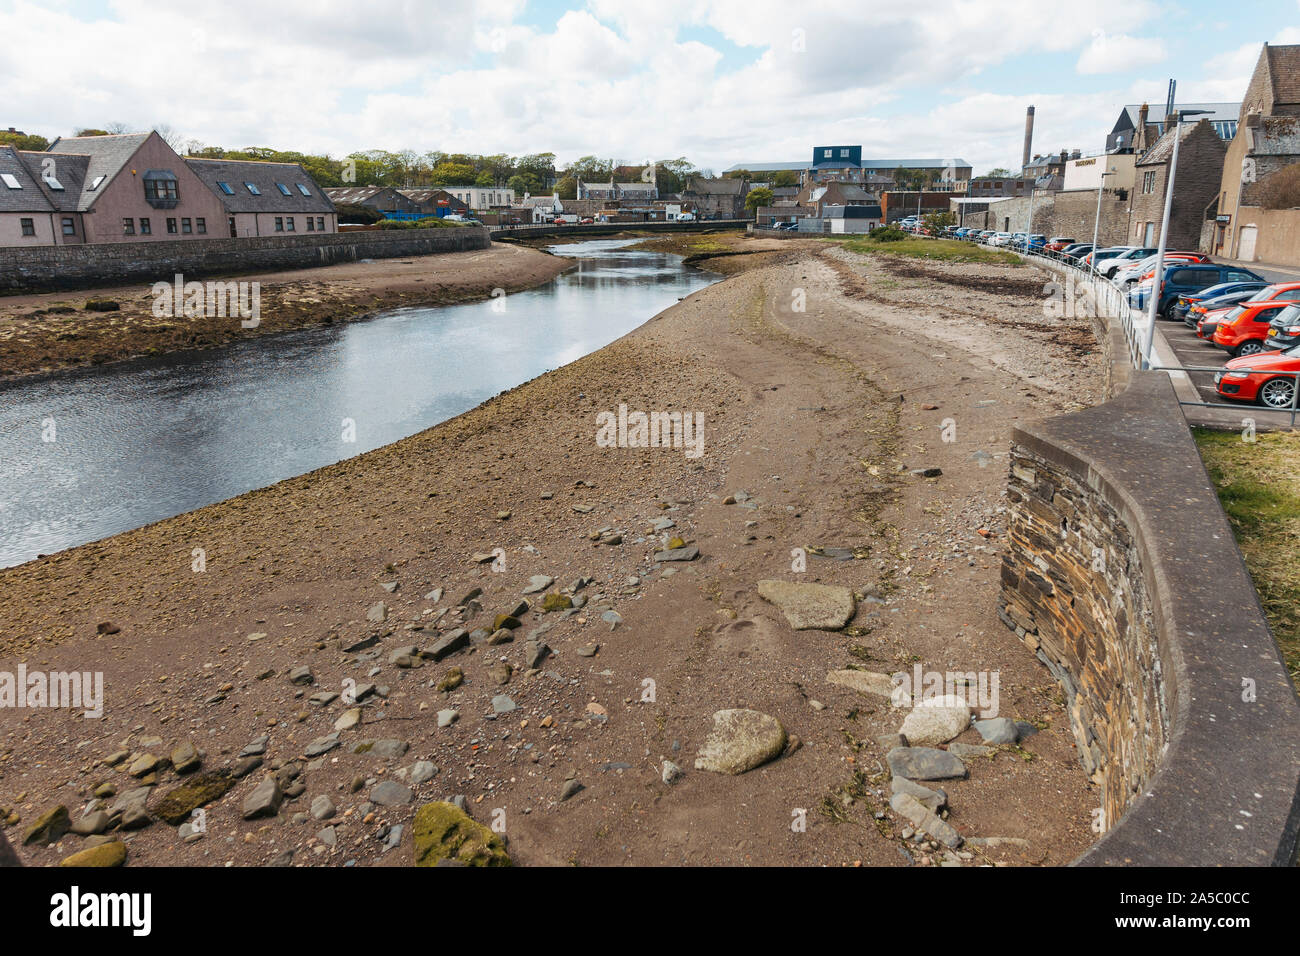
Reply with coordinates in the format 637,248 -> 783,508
437,709 -> 459,728
948,742 -> 995,759
827,669 -> 894,697
410,761 -> 438,785
427,628 -> 469,661
757,579 -> 855,630
891,791 -> 962,848
891,776 -> 947,813
370,780 -> 413,807
492,695 -> 518,714
304,732 -> 341,757
886,746 -> 967,781
241,776 -> 283,819
310,795 -> 335,820
522,575 -> 554,594
654,545 -> 699,562
367,602 -> 388,623
354,738 -> 408,758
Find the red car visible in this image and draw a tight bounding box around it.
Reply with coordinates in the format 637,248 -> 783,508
1217,347 -> 1300,408
1211,299 -> 1300,356
1045,237 -> 1075,252
1196,307 -> 1234,341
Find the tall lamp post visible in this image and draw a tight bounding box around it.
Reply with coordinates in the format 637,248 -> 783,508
1090,166 -> 1116,277
1140,108 -> 1211,369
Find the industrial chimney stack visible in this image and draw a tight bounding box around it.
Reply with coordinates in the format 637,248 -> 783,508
1022,106 -> 1035,171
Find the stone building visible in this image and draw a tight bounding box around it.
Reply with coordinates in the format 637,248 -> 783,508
1128,119 -> 1227,249
1213,42 -> 1300,262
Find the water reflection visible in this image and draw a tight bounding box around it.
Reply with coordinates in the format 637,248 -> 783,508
0,239 -> 716,567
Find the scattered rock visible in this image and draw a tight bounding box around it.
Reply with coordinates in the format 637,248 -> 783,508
886,747 -> 967,781
492,695 -> 518,714
23,805 -> 70,845
559,780 -> 584,801
170,740 -> 201,775
899,695 -> 971,747
154,772 -> 236,825
367,602 -> 388,623
437,709 -> 459,728
410,761 -> 438,785
662,761 -> 684,784
288,665 -> 314,685
524,641 -> 550,669
654,545 -> 699,563
891,776 -> 947,813
974,717 -> 1020,745
827,669 -> 894,697
311,795 -> 336,821
890,791 -> 962,848
542,593 -> 573,612
60,841 -> 126,868
242,776 -> 283,819
694,709 -> 787,775
488,662 -> 513,685
757,580 -> 855,630
428,629 -> 469,661
948,742 -> 996,759
436,667 -> 464,693
523,575 -> 554,595
334,708 -> 362,732
70,811 -> 110,837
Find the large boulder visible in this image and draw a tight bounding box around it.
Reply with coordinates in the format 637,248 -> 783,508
22,805 -> 70,846
694,709 -> 787,775
898,694 -> 971,747
154,771 -> 236,825
60,841 -> 127,868
412,802 -> 510,866
757,580 -> 855,630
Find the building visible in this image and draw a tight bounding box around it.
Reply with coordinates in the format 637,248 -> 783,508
1107,102 -> 1240,153
1129,118 -> 1227,249
576,181 -> 658,203
0,144 -> 58,245
793,181 -> 876,216
723,147 -> 971,190
1062,152 -> 1137,192
398,189 -> 472,217
185,158 -> 337,237
680,177 -> 747,218
516,194 -> 562,223
443,185 -> 515,210
36,131 -> 230,244
880,191 -> 956,224
820,204 -> 883,233
323,186 -> 423,218
1213,43 -> 1300,262
967,176 -> 1033,199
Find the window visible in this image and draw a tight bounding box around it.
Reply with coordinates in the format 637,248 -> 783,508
167,218 -> 177,234
140,218 -> 151,235
1,173 -> 21,189
317,216 -> 324,231
306,217 -> 315,231
823,149 -> 831,158
196,218 -> 206,234
244,182 -> 261,195
20,218 -> 34,236
88,175 -> 106,190
1141,170 -> 1157,194
143,175 -> 179,206
62,217 -> 75,236
217,181 -> 235,195
123,218 -> 135,235
274,217 -> 283,231
182,218 -> 192,234
296,183 -> 311,196
276,183 -> 291,196
43,174 -> 64,191
840,148 -> 848,157
286,217 -> 295,231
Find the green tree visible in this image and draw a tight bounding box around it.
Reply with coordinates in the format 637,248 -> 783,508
74,128 -> 110,137
981,167 -> 1012,178
474,169 -> 496,187
922,211 -> 956,235
744,186 -> 774,215
0,130 -> 49,150
555,175 -> 577,200
771,170 -> 799,188
430,162 -> 477,186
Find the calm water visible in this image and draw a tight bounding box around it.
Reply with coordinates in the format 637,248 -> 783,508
0,239 -> 718,568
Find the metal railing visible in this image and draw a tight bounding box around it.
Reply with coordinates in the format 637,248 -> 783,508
1146,362 -> 1300,428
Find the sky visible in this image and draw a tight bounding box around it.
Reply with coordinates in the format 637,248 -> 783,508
1,0 -> 1298,175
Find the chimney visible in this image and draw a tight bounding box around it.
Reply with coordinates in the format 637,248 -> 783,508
1136,103 -> 1150,151
1022,106 -> 1035,170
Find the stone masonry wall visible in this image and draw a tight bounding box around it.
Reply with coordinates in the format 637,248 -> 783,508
0,226 -> 491,292
1000,442 -> 1166,833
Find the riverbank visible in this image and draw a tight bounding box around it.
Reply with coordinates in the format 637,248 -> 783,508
0,242 -> 571,381
0,239 -> 1105,867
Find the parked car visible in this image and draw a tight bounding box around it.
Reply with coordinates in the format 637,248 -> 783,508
1131,264 -> 1266,317
1264,304 -> 1300,351
1060,242 -> 1094,259
1045,236 -> 1076,251
1094,247 -> 1158,277
1216,345 -> 1300,408
1171,281 -> 1270,323
1184,289 -> 1271,330
978,230 -> 995,241
1115,252 -> 1208,286
1081,246 -> 1130,269
1241,281 -> 1300,306
1197,307 -> 1236,341
988,232 -> 1014,246
580,217 -> 594,224
1211,299 -> 1300,356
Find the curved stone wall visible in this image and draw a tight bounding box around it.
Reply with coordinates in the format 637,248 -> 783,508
1000,266 -> 1300,865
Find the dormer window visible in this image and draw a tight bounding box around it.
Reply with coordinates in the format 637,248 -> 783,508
143,170 -> 179,208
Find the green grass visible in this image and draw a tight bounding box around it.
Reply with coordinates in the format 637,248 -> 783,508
1194,427 -> 1300,678
827,235 -> 1022,265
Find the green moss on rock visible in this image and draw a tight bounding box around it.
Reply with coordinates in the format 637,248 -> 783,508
541,593 -> 573,612
413,801 -> 510,866
23,804 -> 70,845
153,771 -> 235,825
60,840 -> 127,867
436,667 -> 464,693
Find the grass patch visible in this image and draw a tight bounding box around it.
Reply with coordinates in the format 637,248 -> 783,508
1193,427 -> 1300,678
827,235 -> 1022,265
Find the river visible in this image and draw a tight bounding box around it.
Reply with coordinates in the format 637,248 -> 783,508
0,239 -> 718,568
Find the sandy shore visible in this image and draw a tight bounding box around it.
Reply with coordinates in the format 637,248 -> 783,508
0,242 -> 571,380
0,234 -> 1108,867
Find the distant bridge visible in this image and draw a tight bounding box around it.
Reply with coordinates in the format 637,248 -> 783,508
488,219 -> 750,241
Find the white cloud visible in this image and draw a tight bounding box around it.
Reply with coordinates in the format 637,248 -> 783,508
1077,31 -> 1167,74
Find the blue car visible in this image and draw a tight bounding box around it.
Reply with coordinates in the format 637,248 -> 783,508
1130,264 -> 1266,318
1170,280 -> 1270,323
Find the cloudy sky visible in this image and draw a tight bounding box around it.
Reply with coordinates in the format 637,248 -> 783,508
2,0 -> 1298,174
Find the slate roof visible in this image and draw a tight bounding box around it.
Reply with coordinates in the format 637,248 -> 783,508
824,204 -> 883,218
1136,121 -> 1209,166
186,158 -> 334,214
724,158 -> 971,173
1264,44 -> 1300,106
0,145 -> 54,213
45,132 -> 151,211
685,177 -> 745,195
20,150 -> 88,212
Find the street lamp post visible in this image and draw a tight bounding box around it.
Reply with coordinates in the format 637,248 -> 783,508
1090,166 -> 1116,277
1140,108 -> 1211,370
